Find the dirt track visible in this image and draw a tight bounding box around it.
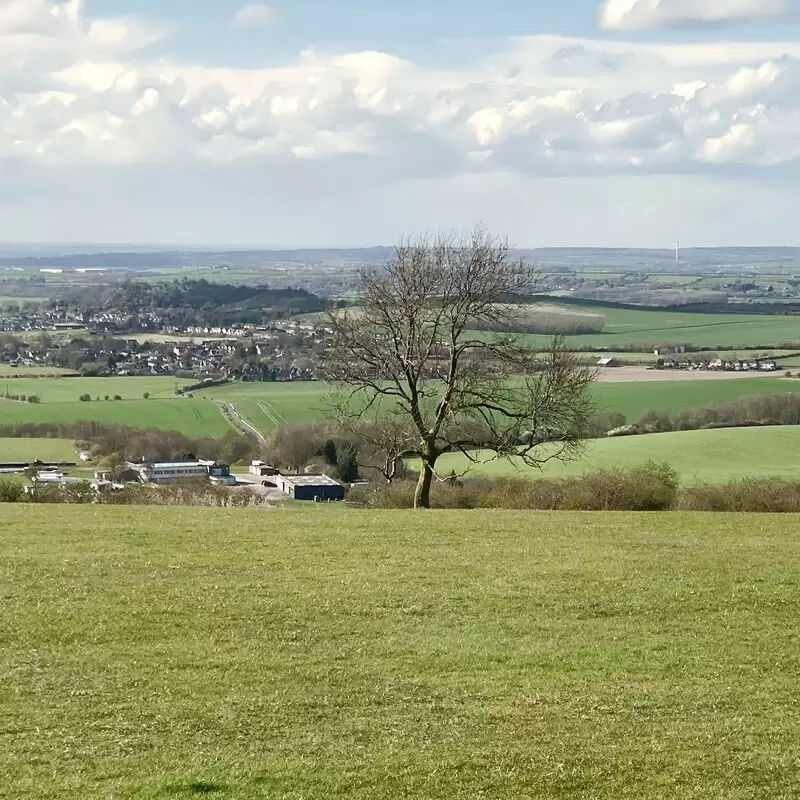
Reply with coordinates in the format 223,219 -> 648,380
596,367 -> 787,383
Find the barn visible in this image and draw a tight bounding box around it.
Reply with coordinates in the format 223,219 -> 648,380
276,474 -> 346,501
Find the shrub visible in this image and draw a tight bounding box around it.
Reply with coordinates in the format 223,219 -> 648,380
79,393 -> 92,402
143,392 -> 150,399
350,462 -> 680,511
0,479 -> 24,503
675,479 -> 800,512
26,395 -> 41,404
113,395 -> 122,400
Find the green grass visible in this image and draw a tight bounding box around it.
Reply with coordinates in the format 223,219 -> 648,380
194,382 -> 328,432
496,302 -> 800,349
593,377 -> 800,421
0,437 -> 78,462
0,365 -> 78,377
2,505 -> 800,798
0,376 -> 232,438
0,398 -> 231,438
434,426 -> 800,484
0,376 -> 193,402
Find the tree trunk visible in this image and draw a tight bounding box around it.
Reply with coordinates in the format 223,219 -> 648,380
414,458 -> 435,509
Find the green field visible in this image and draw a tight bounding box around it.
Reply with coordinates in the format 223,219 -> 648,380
0,438 -> 79,462
0,375 -> 193,401
195,381 -> 328,429
0,376 -> 233,438
593,377 -> 800,421
0,365 -> 78,377
5,375 -> 800,439
2,505 -> 799,798
505,302 -> 800,349
0,398 -> 231,438
433,426 -> 800,484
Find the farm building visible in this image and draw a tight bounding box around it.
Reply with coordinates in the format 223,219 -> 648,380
276,474 -> 346,501
596,357 -> 618,367
131,460 -> 230,484
249,460 -> 279,477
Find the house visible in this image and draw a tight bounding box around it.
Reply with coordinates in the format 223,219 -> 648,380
275,474 -> 346,501
596,357 -> 618,367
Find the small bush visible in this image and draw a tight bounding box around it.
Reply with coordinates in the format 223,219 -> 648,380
26,395 -> 41,404
0,479 -> 24,503
79,393 -> 92,402
113,395 -> 122,400
675,479 -> 800,512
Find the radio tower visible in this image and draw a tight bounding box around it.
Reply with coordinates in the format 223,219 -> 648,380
675,240 -> 680,264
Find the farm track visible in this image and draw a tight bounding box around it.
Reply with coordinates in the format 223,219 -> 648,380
220,402 -> 266,443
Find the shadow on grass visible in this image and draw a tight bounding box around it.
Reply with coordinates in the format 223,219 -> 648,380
162,781 -> 225,796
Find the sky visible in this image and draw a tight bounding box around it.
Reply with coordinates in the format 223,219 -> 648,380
1,0 -> 800,248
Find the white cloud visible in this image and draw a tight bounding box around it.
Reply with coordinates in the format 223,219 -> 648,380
1,1 -> 800,243
598,0 -> 800,30
231,4 -> 278,28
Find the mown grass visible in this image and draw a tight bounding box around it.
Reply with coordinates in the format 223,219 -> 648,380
0,437 -> 78,462
433,425 -> 800,484
2,505 -> 799,799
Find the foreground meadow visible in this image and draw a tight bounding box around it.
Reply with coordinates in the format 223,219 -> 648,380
2,505 -> 799,799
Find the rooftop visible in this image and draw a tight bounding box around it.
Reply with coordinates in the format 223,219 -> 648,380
281,474 -> 342,487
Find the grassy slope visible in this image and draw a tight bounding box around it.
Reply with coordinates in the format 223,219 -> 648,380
2,505 -> 799,799
0,437 -> 78,462
0,376 -> 232,438
0,376 -> 193,401
434,426 -> 800,484
5,374 -> 800,438
0,398 -> 231,438
592,376 -> 800,421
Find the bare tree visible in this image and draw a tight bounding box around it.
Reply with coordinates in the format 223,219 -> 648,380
322,229 -> 596,508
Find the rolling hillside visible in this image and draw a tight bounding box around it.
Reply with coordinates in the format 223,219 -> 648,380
433,426 -> 800,484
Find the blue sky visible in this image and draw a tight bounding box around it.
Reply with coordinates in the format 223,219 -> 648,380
86,0 -> 798,65
0,0 -> 799,246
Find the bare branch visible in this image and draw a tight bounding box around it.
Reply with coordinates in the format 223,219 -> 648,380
320,228 -> 595,508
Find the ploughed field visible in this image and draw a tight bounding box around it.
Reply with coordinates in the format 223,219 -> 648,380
2,505 -> 799,799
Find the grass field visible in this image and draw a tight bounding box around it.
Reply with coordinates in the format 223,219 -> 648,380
0,365 -> 78,377
504,303 -> 800,349
195,381 -> 328,429
5,375 -> 800,438
0,376 -> 233,438
0,398 -> 231,438
2,505 -> 799,798
0,375 -> 193,401
593,376 -> 800,421
0,437 -> 79,462
433,426 -> 800,484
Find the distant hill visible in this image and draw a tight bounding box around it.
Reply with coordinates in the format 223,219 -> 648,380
0,246 -> 797,272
